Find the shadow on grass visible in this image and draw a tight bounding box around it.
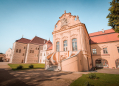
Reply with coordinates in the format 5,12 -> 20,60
12,68 -> 45,71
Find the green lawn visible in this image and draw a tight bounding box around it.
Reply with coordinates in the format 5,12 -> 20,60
8,63 -> 45,70
70,73 -> 119,86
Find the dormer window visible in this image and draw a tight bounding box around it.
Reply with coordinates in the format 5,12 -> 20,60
103,48 -> 108,54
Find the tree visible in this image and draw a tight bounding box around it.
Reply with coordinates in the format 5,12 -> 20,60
107,0 -> 119,33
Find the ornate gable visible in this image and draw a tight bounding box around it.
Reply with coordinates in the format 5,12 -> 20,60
54,10 -> 81,32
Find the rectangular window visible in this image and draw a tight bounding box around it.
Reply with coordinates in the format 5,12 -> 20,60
63,40 -> 67,51
117,47 -> 119,53
56,42 -> 60,51
72,38 -> 77,51
103,48 -> 108,54
19,49 -> 21,53
92,49 -> 97,54
32,50 -> 34,53
16,49 -> 18,53
30,50 -> 34,53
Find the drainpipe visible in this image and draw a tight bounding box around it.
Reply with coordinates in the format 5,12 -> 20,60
89,39 -> 93,69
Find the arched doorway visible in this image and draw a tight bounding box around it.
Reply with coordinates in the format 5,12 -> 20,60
115,59 -> 119,68
0,57 -> 3,62
95,59 -> 108,68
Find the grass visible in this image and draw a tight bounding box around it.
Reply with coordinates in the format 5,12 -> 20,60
8,63 -> 45,70
70,73 -> 119,86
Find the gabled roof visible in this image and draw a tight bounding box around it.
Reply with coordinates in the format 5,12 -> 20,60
16,36 -> 47,44
47,45 -> 53,50
45,40 -> 52,45
16,38 -> 31,44
90,29 -> 119,44
30,36 -> 47,44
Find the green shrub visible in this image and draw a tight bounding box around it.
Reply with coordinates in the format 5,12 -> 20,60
29,64 -> 34,68
17,65 -> 23,69
89,73 -> 96,79
84,81 -> 93,86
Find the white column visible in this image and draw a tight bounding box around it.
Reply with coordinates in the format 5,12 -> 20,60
25,44 -> 29,63
9,42 -> 16,63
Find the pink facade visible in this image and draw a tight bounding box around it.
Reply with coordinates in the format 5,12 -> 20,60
90,29 -> 119,69
45,11 -> 92,72
45,11 -> 119,72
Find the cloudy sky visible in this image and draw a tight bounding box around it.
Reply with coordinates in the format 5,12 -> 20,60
0,0 -> 112,53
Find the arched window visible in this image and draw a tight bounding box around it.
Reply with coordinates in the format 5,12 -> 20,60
95,59 -> 108,67
56,41 -> 60,51
16,49 -> 18,53
72,38 -> 77,51
63,40 -> 67,51
115,59 -> 119,68
19,49 -> 21,53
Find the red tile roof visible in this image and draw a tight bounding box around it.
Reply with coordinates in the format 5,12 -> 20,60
45,40 -> 52,44
89,29 -> 115,37
47,45 -> 53,50
30,36 -> 47,44
16,38 -> 31,44
16,36 -> 47,44
90,29 -> 119,44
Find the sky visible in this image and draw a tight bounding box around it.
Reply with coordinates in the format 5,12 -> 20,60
0,0 -> 112,53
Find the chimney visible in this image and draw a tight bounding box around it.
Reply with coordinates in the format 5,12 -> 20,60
102,29 -> 105,33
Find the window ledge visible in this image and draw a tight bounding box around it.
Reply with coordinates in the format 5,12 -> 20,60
92,54 -> 110,56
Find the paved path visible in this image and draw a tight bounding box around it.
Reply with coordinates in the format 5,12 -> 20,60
0,62 -> 11,69
0,62 -> 119,86
96,68 -> 119,74
0,69 -> 84,86
0,62 -> 84,86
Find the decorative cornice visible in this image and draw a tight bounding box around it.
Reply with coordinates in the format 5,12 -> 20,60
59,13 -> 71,19
55,38 -> 60,41
52,23 -> 83,34
62,36 -> 68,40
60,25 -> 68,30
70,34 -> 78,38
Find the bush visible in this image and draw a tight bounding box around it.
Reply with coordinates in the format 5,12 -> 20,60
89,73 -> 97,79
17,65 -> 23,69
29,64 -> 34,68
84,81 -> 93,86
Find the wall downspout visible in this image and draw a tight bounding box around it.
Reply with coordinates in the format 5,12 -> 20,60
89,39 -> 93,68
